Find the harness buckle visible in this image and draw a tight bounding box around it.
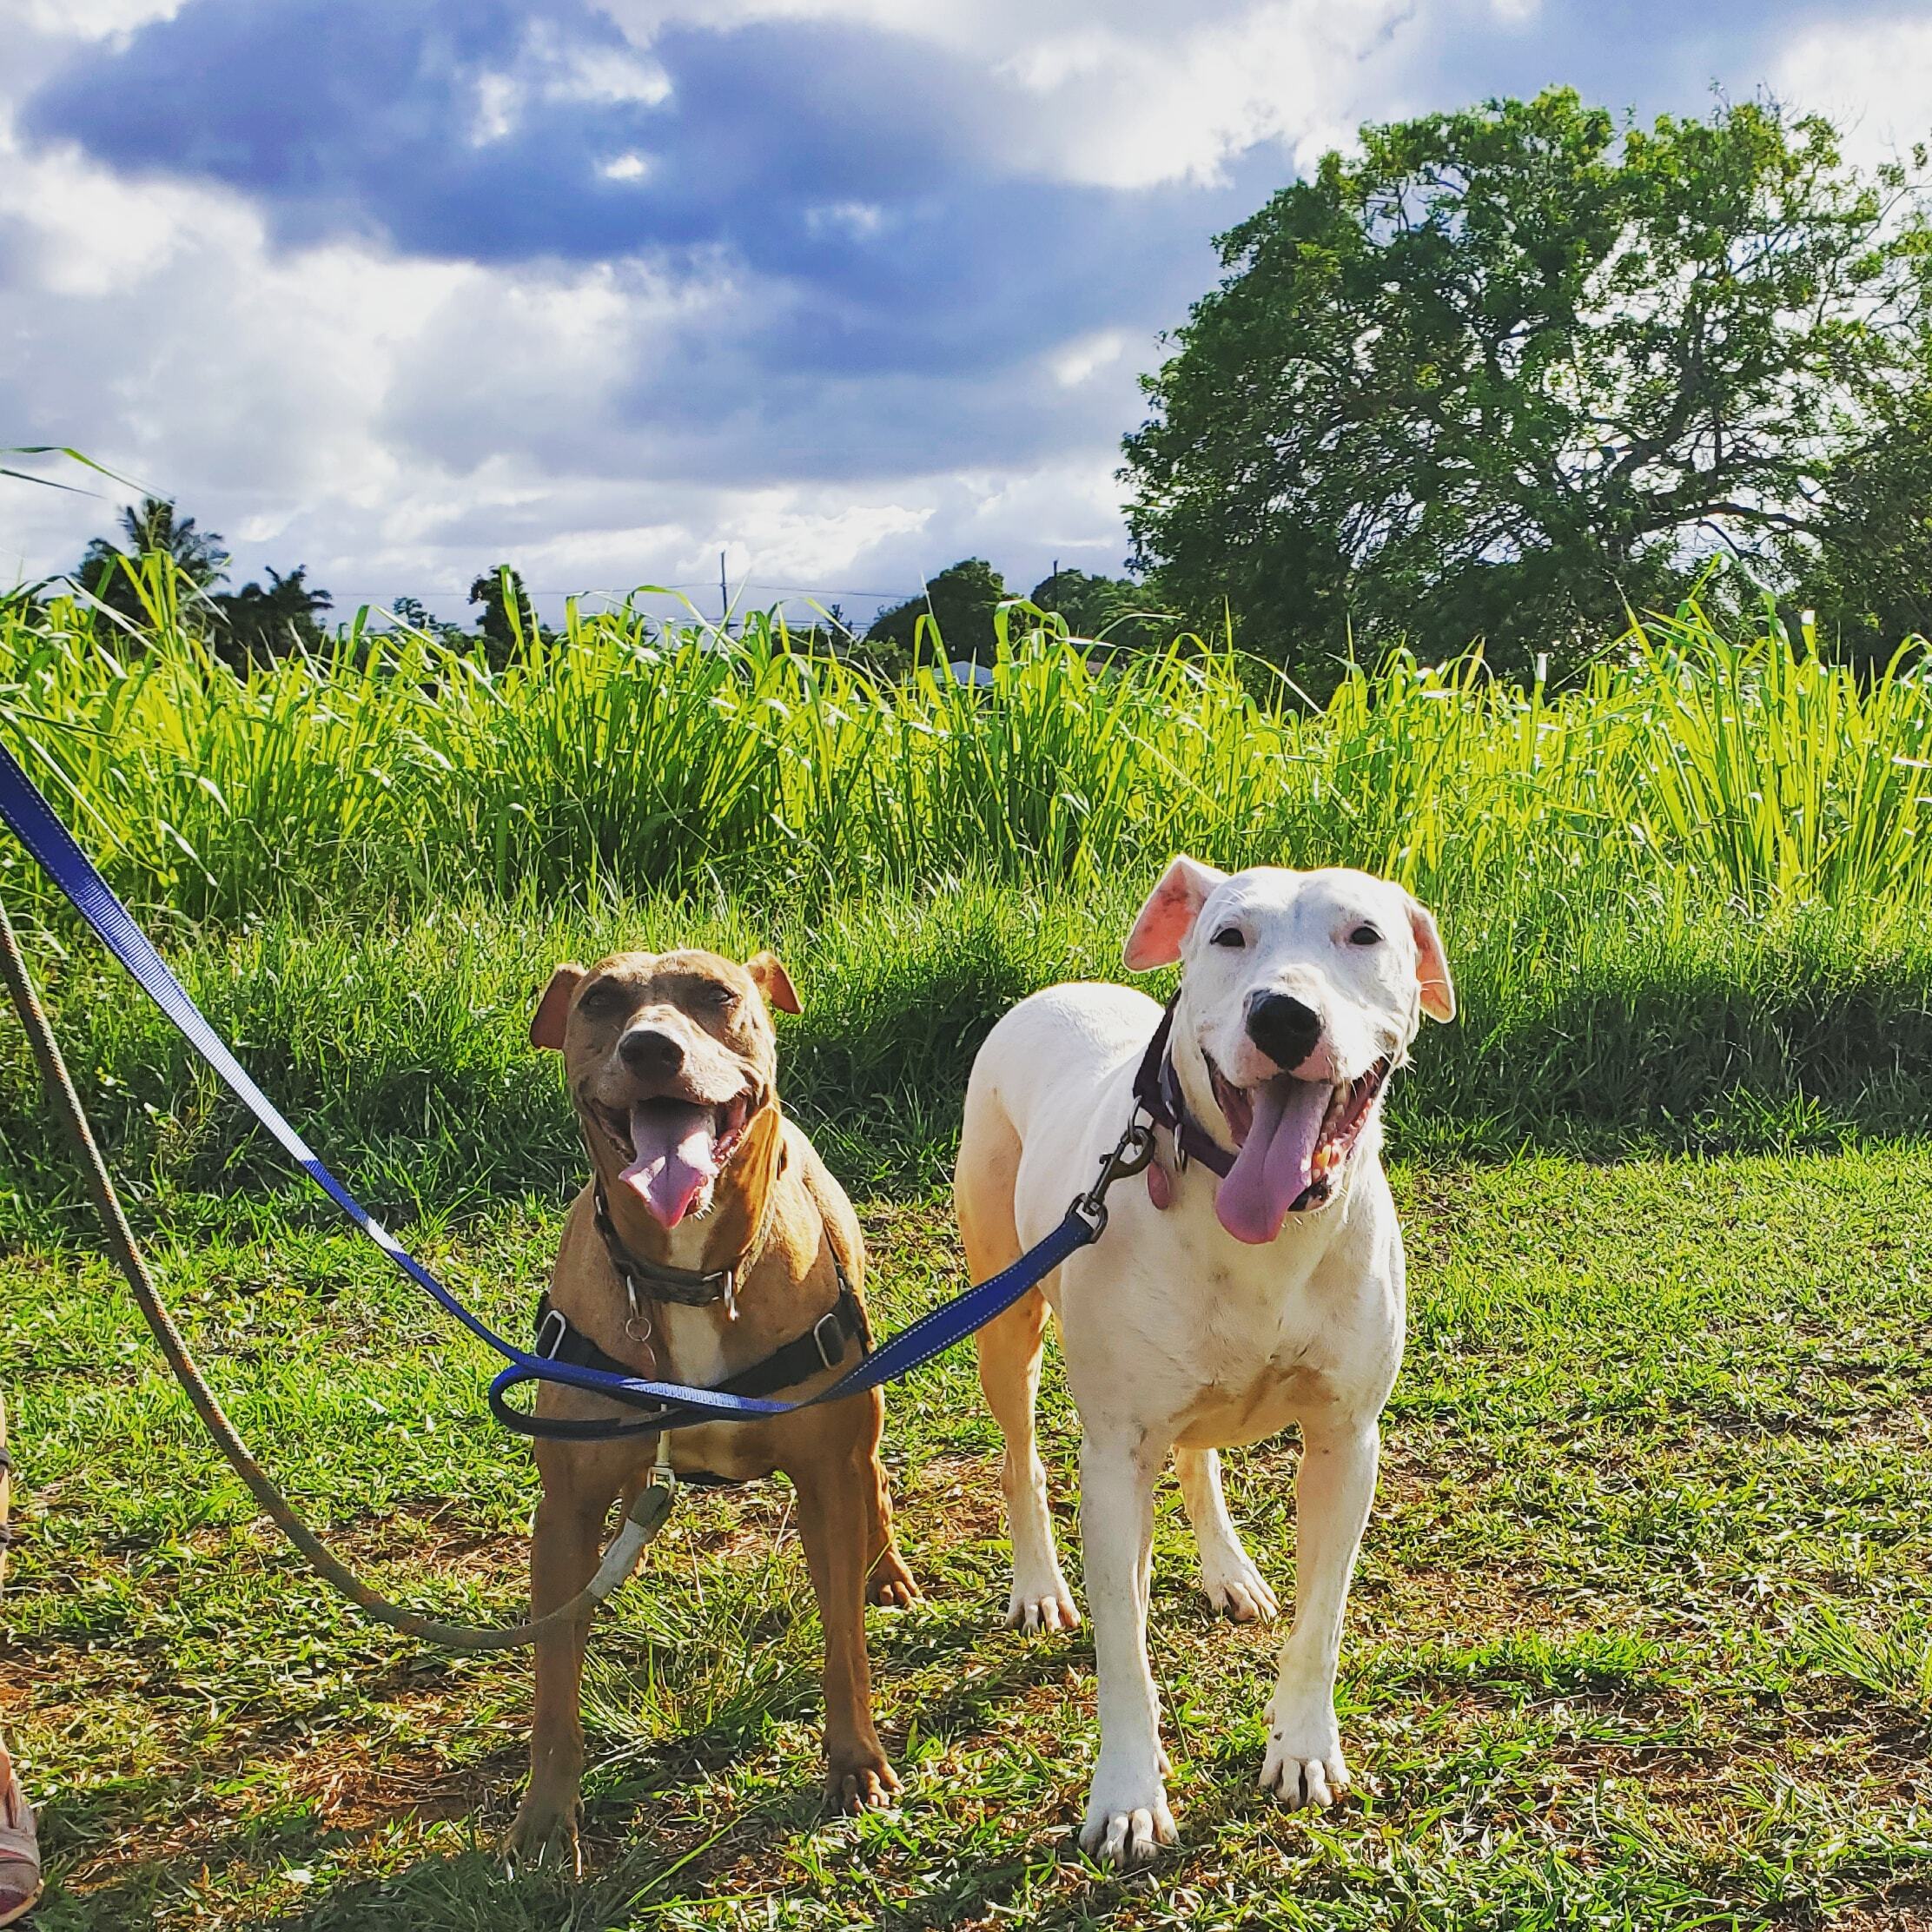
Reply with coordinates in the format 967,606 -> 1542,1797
811,1307 -> 845,1371
534,1307 -> 568,1360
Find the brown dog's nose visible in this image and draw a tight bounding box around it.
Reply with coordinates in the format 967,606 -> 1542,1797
1247,991 -> 1321,1071
619,1026 -> 685,1076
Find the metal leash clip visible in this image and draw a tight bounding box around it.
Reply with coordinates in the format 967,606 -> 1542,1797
1072,1115 -> 1155,1240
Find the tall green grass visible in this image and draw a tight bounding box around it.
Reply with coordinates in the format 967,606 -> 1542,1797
3,583 -> 1930,1199
6,586 -> 1931,936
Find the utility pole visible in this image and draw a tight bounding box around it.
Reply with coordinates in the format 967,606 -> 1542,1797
1049,558 -> 1060,608
719,551 -> 729,632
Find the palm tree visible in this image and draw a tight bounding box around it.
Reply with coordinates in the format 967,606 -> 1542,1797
75,495 -> 229,633
111,497 -> 229,586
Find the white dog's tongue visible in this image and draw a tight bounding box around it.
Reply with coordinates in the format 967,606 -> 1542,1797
619,1102 -> 720,1228
1215,1076 -> 1328,1245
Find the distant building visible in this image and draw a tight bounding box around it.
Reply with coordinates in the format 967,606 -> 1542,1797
946,658 -> 996,687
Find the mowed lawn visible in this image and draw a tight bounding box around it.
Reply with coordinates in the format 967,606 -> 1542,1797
4,1148 -> 1931,1930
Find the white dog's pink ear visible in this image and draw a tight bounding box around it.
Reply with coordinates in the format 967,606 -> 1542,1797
1407,900 -> 1455,1022
1123,856 -> 1229,971
530,963 -> 586,1051
745,951 -> 802,1016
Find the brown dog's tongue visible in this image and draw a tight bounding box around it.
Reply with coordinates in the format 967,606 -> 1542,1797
619,1102 -> 721,1228
1215,1076 -> 1328,1245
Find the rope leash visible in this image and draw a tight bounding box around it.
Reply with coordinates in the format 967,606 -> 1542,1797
0,895 -> 672,1652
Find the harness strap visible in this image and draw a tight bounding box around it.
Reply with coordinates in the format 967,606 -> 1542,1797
1131,994 -> 1235,1179
533,1265 -> 870,1410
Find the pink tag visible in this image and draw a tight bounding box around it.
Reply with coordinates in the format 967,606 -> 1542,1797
1147,1161 -> 1172,1210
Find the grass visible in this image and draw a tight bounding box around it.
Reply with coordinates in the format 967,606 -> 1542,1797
4,1148 -> 1931,1929
3,590 -> 1931,1923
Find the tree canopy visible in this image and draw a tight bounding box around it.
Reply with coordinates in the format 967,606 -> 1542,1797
211,566 -> 334,667
865,558 -> 1009,667
1124,90 -> 1932,672
468,564 -> 541,665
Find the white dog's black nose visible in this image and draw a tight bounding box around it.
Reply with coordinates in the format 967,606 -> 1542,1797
619,1026 -> 685,1075
1246,991 -> 1321,1071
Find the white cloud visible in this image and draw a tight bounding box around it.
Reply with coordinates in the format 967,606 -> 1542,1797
1049,329 -> 1127,387
601,0 -> 1409,187
17,0 -> 183,37
0,116 -> 1123,619
1770,12 -> 1932,165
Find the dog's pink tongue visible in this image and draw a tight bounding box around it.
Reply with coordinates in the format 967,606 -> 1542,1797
1215,1077 -> 1328,1245
619,1103 -> 720,1228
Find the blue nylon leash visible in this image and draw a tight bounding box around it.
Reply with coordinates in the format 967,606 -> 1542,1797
0,737 -> 1124,1432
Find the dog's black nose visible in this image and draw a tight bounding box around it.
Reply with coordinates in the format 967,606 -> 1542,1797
1247,992 -> 1322,1070
619,1026 -> 685,1075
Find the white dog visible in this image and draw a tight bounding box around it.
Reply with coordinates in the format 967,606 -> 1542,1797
955,857 -> 1453,1864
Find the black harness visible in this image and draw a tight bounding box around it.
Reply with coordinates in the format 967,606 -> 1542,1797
1132,993 -> 1235,1179
530,1197 -> 872,1478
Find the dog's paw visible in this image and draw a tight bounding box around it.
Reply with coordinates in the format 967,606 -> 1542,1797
868,1551 -> 922,1608
1198,1546 -> 1279,1623
503,1794 -> 582,1876
826,1749 -> 902,1815
1003,1573 -> 1079,1632
1078,1763 -> 1176,1867
1260,1699 -> 1349,1810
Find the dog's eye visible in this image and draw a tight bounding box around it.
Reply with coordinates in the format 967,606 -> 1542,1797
700,983 -> 738,1010
1349,924 -> 1383,947
577,980 -> 626,1014
1210,925 -> 1246,949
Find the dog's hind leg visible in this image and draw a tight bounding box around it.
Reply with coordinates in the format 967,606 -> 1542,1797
1175,1447 -> 1278,1624
856,1393 -> 921,1608
976,1286 -> 1077,1631
957,1100 -> 1076,1633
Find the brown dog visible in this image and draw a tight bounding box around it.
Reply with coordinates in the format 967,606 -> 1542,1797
507,946 -> 918,1865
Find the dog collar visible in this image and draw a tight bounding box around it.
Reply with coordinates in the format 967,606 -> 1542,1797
1131,994 -> 1235,1180
591,1176 -> 765,1316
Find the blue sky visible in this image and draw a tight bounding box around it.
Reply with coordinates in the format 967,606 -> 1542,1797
3,0 -> 1927,625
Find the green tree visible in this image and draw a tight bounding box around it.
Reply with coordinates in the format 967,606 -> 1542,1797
75,495 -> 229,631
468,564 -> 540,666
211,566 -> 334,668
1783,346 -> 1932,661
1124,90 -> 1932,674
1028,567 -> 1180,649
865,559 -> 1009,670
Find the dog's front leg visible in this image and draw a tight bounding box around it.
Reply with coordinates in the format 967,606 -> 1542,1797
1261,1416 -> 1379,1810
794,1449 -> 901,1813
506,1446 -> 632,1870
1076,1428 -> 1173,1866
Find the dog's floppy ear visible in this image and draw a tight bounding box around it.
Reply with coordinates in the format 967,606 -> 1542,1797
746,950 -> 802,1016
1406,898 -> 1455,1023
1123,855 -> 1229,972
530,963 -> 586,1051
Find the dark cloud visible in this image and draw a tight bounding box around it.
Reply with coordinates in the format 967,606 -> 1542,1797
21,4 -> 1269,382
